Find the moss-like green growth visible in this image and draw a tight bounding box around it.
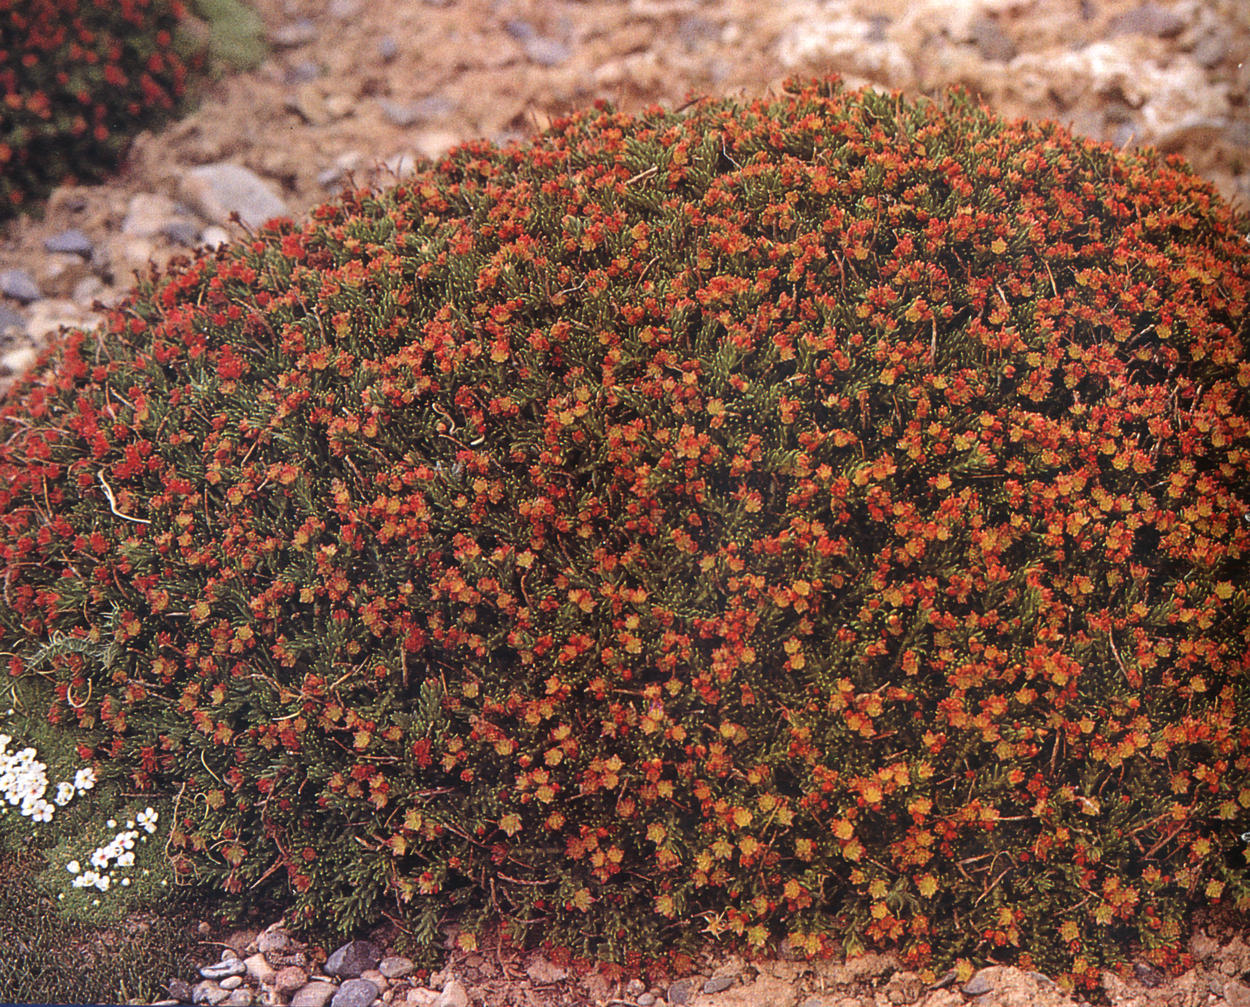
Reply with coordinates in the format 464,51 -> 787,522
1,79 -> 1247,993
0,0 -> 207,218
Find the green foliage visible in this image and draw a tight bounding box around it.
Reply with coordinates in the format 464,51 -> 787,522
1,78 -> 1248,994
0,0 -> 207,218
189,0 -> 267,74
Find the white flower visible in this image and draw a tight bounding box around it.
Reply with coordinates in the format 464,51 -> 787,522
137,807 -> 159,832
30,799 -> 53,823
66,860 -> 81,874
107,819 -> 116,829
90,848 -> 111,869
0,733 -> 9,751
17,775 -> 44,804
121,877 -> 130,887
54,781 -> 76,805
117,831 -> 136,850
116,850 -> 135,868
126,819 -> 135,829
78,870 -> 100,888
95,873 -> 110,891
74,767 -> 96,792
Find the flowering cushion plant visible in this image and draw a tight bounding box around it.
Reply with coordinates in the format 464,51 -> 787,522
0,78 -> 1247,990
0,0 -> 205,217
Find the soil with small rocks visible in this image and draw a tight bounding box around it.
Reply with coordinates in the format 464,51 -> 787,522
1,1 -> 1248,1005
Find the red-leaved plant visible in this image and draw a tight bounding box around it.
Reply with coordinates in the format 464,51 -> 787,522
0,79 -> 1246,992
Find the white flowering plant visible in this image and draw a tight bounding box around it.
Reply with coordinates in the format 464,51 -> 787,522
0,681 -> 185,930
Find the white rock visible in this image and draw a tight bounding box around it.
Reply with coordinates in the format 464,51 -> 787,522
181,163 -> 290,230
0,345 -> 39,378
432,979 -> 467,1007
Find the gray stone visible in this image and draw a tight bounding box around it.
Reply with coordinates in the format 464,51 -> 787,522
434,979 -> 468,1007
637,995 -> 656,1007
285,60 -> 323,85
502,18 -> 535,41
667,978 -> 698,1005
331,978 -> 379,1007
43,229 -> 93,256
961,970 -> 994,996
291,983 -> 338,1007
181,163 -> 290,230
1133,962 -> 1164,987
192,981 -> 231,1005
1,269 -> 42,303
257,928 -> 293,954
1107,3 -> 1187,38
325,939 -> 384,978
270,19 -> 317,47
625,980 -> 646,997
161,220 -> 202,246
704,974 -> 736,994
201,958 -> 248,980
376,95 -> 456,127
219,975 -> 243,990
522,36 -> 571,67
380,956 -> 416,979
169,977 -> 194,1003
225,989 -> 253,1007
0,304 -> 26,338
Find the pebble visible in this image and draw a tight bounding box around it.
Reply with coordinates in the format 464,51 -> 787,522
180,162 -> 291,230
667,978 -> 697,1005
291,983 -> 338,1007
0,304 -> 25,336
381,957 -> 416,979
0,268 -> 42,303
43,229 -> 94,256
324,939 -> 384,977
200,958 -> 248,981
331,978 -> 379,1007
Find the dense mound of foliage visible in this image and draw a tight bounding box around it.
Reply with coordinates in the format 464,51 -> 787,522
1,79 -> 1247,991
0,0 -> 204,217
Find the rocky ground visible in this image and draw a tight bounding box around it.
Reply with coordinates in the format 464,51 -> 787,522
1,0 -> 1248,393
1,0 -> 1249,1005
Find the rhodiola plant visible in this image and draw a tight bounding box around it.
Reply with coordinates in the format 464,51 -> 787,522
0,78 -> 1246,993
0,0 -> 206,217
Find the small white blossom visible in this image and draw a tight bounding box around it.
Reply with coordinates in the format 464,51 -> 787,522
74,767 -> 96,792
30,799 -> 53,823
116,851 -> 135,868
121,878 -> 131,887
90,848 -> 111,869
137,807 -> 159,832
0,733 -> 9,751
107,819 -> 116,829
66,860 -> 81,874
95,874 -> 110,891
54,781 -> 76,806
